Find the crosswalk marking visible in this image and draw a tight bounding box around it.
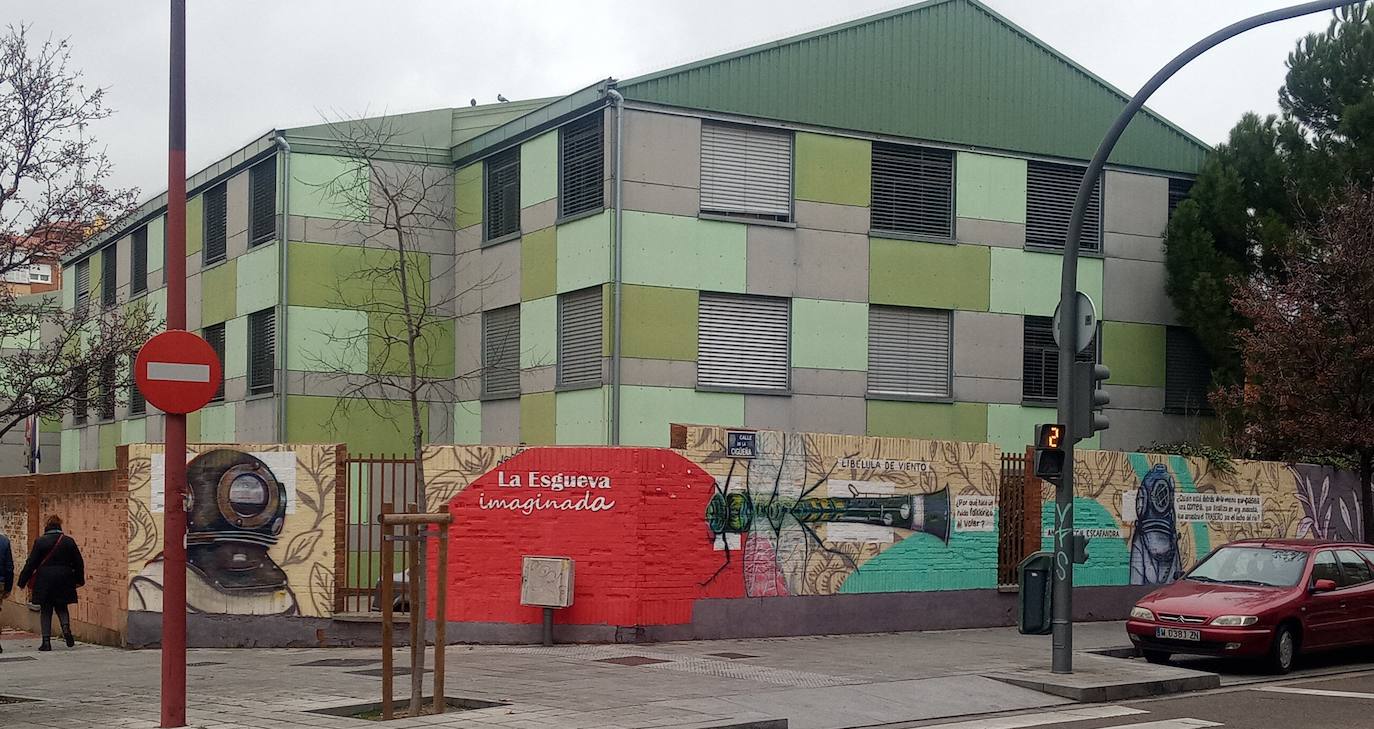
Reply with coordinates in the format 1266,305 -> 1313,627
1106,721 -> 1223,729
1252,686 -> 1374,700
922,705 -> 1147,729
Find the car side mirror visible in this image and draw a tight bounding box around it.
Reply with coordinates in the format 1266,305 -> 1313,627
1312,578 -> 1337,592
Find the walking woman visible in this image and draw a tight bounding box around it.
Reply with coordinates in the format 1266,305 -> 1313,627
17,515 -> 85,651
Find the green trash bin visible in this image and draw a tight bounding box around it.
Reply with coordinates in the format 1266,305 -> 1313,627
1018,551 -> 1054,635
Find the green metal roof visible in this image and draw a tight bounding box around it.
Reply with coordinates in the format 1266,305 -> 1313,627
619,0 -> 1209,174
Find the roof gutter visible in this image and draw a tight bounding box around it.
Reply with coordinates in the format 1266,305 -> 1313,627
604,85 -> 624,446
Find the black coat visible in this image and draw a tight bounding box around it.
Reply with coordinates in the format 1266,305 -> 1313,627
18,528 -> 85,606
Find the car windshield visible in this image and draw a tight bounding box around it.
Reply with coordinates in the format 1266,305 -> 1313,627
1185,546 -> 1308,587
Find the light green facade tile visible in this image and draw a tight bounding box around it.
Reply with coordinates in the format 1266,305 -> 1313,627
520,296 -> 556,370
120,418 -> 147,445
988,249 -> 1103,317
622,212 -> 746,292
1103,321 -> 1166,387
521,131 -> 558,206
556,210 -> 611,293
620,386 -> 744,446
200,259 -> 237,325
89,249 -> 103,304
454,401 -> 481,444
556,387 -> 607,444
146,288 -> 167,326
792,298 -> 867,370
40,416 -> 61,434
291,154 -> 367,220
147,214 -> 165,273
287,242 -> 430,311
287,306 -> 369,373
795,132 -> 870,207
520,392 -> 556,445
455,162 -> 483,230
521,227 -> 557,301
987,404 -> 1099,451
186,408 -> 200,442
866,400 -> 988,443
61,266 -> 75,309
367,313 -> 455,378
186,194 -> 203,257
223,315 -> 248,380
235,244 -> 278,316
955,152 -> 1026,224
198,402 -> 238,443
621,284 -> 697,361
98,424 -> 117,470
60,429 -> 79,472
287,395 -> 424,454
869,238 -> 990,311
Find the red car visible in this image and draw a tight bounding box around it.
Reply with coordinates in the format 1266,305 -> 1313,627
1126,539 -> 1374,673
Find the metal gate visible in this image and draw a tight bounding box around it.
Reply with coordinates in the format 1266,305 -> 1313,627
996,450 -> 1037,588
338,453 -> 421,614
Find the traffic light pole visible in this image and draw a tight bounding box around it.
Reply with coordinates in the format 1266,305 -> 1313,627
1050,0 -> 1355,675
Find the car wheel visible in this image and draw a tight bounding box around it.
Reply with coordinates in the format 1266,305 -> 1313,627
1142,650 -> 1170,665
1267,624 -> 1297,674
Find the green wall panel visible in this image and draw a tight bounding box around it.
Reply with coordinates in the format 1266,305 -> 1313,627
1103,321 -> 1166,387
89,249 -> 103,306
556,387 -> 607,444
986,404 -> 1100,451
287,306 -> 370,373
60,429 -> 79,472
291,154 -> 367,221
621,284 -> 697,361
286,395 -> 425,454
98,424 -> 117,470
556,211 -> 611,293
866,400 -> 987,443
520,295 -> 556,370
520,392 -> 556,445
61,266 -> 75,309
792,298 -> 867,371
186,194 -> 203,257
197,402 -> 238,443
955,152 -> 1027,224
455,162 -> 482,230
521,227 -> 557,301
454,401 -> 481,444
200,259 -> 237,326
622,212 -> 746,292
521,131 -> 558,206
235,244 -> 278,316
120,417 -> 147,446
223,315 -> 247,381
988,249 -> 1102,317
145,288 -> 167,328
287,242 -> 430,311
619,386 -> 744,446
147,214 -> 165,273
795,132 -> 871,207
367,314 -> 455,378
869,239 -> 990,311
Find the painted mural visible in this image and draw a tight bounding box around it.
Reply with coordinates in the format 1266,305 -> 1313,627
125,443 -> 338,618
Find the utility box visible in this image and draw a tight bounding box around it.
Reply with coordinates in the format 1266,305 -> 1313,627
520,556 -> 574,608
1018,551 -> 1054,635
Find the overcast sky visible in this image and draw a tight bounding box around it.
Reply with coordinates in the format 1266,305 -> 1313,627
10,1 -> 1338,201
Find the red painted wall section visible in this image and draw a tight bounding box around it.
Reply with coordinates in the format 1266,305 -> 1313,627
440,447 -> 744,626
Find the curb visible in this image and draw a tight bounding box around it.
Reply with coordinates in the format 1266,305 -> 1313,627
987,671 -> 1220,702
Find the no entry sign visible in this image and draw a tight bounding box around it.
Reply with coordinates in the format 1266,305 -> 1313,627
134,330 -> 222,414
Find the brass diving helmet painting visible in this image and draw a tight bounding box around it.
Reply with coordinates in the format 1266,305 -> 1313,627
129,449 -> 299,615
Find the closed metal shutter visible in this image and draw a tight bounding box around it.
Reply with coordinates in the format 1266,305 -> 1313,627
482,305 -> 521,398
700,123 -> 792,221
870,144 -> 954,239
204,184 -> 227,263
128,353 -> 146,415
1167,178 -> 1194,221
204,322 -> 226,401
1023,315 -> 1096,403
249,158 -> 276,246
248,308 -> 275,395
1165,326 -> 1213,414
100,243 -> 117,306
75,258 -> 90,313
485,147 -> 521,241
558,287 -> 602,387
98,355 -> 116,420
867,306 -> 951,398
72,364 -> 88,424
697,293 -> 789,391
131,226 -> 148,295
1026,161 -> 1101,250
559,116 -> 603,218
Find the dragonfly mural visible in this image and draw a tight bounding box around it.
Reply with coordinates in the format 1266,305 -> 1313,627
702,431 -> 952,596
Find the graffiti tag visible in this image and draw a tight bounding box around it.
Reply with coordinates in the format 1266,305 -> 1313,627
1053,502 -> 1073,580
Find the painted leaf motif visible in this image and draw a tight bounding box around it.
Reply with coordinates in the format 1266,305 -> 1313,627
281,530 -> 323,567
1339,498 -> 1354,539
127,496 -> 160,564
308,563 -> 334,617
296,489 -> 318,514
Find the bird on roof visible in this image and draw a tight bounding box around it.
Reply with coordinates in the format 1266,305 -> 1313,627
469,98 -> 477,107
497,94 -> 509,103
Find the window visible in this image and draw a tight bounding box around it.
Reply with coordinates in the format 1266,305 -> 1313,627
1311,550 -> 1340,586
699,123 -> 792,222
1167,178 -> 1194,220
1026,161 -> 1102,251
203,322 -> 226,402
697,293 -> 789,392
1023,315 -> 1096,403
72,364 -> 88,425
98,354 -> 116,420
128,353 -> 146,416
870,144 -> 954,239
558,287 -> 602,388
75,259 -> 90,313
28,264 -> 51,283
559,116 -> 603,219
1335,550 -> 1373,586
484,147 -> 521,241
100,243 -> 117,307
248,308 -> 275,395
131,226 -> 148,295
868,306 -> 952,399
481,305 -> 521,398
1165,327 -> 1213,415
204,183 -> 228,264
248,158 -> 276,246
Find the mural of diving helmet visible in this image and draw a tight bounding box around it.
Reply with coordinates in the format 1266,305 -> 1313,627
1129,463 -> 1182,585
185,449 -> 289,593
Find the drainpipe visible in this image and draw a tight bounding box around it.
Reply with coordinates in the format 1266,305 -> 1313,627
605,88 -> 625,445
275,132 -> 291,443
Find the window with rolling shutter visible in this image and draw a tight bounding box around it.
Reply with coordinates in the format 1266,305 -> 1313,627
1167,178 -> 1194,221
1026,161 -> 1101,251
248,308 -> 275,395
485,147 -> 521,241
131,226 -> 148,295
1023,315 -> 1096,403
700,123 -> 793,222
870,144 -> 954,239
128,352 -> 146,416
559,116 -> 603,219
249,158 -> 276,246
697,293 -> 789,392
75,259 -> 90,313
72,364 -> 88,425
1165,326 -> 1213,414
482,306 -> 521,398
558,287 -> 602,388
204,322 -> 226,402
867,306 -> 952,398
98,354 -> 116,420
204,183 -> 227,264
100,243 -> 117,307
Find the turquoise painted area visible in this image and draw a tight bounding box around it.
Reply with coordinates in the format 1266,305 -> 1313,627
988,249 -> 1103,317
235,244 -> 279,316
1127,452 -> 1211,561
287,306 -> 369,373
556,386 -> 608,444
60,429 -> 79,472
840,524 -> 997,592
223,316 -> 248,380
792,298 -> 867,371
520,296 -> 556,370
1040,497 -> 1131,586
147,215 -> 165,273
454,400 -> 481,443
521,131 -> 558,205
290,154 -> 367,220
557,211 -> 611,293
621,211 -> 746,292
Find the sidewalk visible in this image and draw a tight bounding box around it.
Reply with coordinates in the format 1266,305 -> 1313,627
0,622 -> 1172,729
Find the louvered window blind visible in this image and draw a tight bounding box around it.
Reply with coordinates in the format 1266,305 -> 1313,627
1023,316 -> 1096,403
868,306 -> 952,398
700,123 -> 792,221
1167,178 -> 1194,221
204,183 -> 227,264
870,144 -> 954,238
101,243 -> 117,307
697,293 -> 789,392
558,287 -> 602,388
1165,326 -> 1213,414
485,147 -> 521,241
1026,161 -> 1101,250
559,116 -> 603,219
98,355 -> 116,420
249,158 -> 276,246
131,227 -> 148,295
248,308 -> 275,395
482,306 -> 521,398
128,353 -> 146,415
204,322 -> 226,402
75,259 -> 90,313
72,365 -> 88,425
